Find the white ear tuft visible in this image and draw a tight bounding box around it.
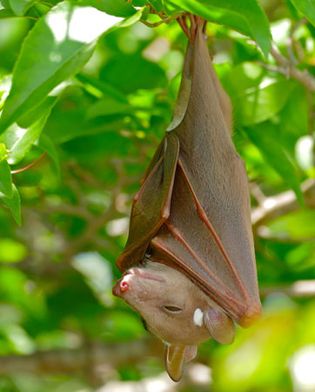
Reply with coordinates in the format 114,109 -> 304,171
193,308 -> 204,327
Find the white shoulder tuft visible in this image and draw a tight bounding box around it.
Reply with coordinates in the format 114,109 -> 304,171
193,308 -> 204,327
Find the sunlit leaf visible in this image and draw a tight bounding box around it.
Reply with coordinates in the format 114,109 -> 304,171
1,97 -> 58,165
212,310 -> 296,391
73,252 -> 113,306
268,209 -> 315,241
286,243 -> 315,271
0,143 -> 7,160
8,0 -> 34,16
78,0 -> 136,17
167,0 -> 271,55
290,0 -> 315,26
236,80 -> 294,126
0,1 -> 143,133
0,158 -> 12,198
0,184 -> 21,224
76,73 -> 128,103
0,238 -> 27,263
1,324 -> 35,354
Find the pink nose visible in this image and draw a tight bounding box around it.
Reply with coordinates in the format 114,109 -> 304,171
120,280 -> 129,292
112,277 -> 129,297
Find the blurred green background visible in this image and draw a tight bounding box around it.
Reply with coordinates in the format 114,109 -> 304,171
0,0 -> 314,391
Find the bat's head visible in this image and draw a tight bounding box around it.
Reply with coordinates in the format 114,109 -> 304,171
113,261 -> 235,380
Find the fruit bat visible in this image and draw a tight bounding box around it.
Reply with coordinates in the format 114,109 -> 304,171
113,16 -> 261,381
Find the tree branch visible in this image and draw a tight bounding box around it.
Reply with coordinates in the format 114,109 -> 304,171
251,179 -> 315,229
270,45 -> 315,92
0,340 -> 157,377
261,280 -> 315,298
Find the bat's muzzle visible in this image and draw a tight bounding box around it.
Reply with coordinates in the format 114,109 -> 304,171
112,276 -> 130,297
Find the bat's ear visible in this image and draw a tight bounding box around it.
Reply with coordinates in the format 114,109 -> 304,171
204,308 -> 235,344
165,343 -> 197,382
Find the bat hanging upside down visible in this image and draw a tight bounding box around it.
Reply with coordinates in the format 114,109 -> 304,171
113,15 -> 261,381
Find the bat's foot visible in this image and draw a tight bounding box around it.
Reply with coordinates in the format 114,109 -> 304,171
177,14 -> 206,42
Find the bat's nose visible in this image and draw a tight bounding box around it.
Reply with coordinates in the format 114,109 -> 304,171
120,279 -> 129,292
112,277 -> 129,297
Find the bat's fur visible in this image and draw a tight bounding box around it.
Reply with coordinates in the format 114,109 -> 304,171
113,260 -> 234,346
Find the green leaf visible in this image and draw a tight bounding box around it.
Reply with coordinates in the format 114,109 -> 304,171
76,73 -> 128,103
0,97 -> 58,165
0,142 -> 7,160
167,0 -> 271,56
0,1 -> 143,134
148,0 -> 165,12
8,0 -> 34,16
77,0 -> 136,17
17,95 -> 58,129
279,84 -> 308,149
100,54 -> 167,94
0,238 -> 27,263
290,0 -> 315,27
0,0 -> 11,12
43,86 -> 126,144
286,243 -> 315,271
0,158 -> 12,197
38,134 -> 60,175
222,63 -> 265,97
268,209 -> 315,241
236,80 -> 294,126
9,120 -> 44,164
0,9 -> 14,18
72,252 -> 113,306
86,97 -> 130,119
244,122 -> 303,202
0,184 -> 21,224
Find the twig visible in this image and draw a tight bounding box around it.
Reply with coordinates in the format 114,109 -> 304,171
270,45 -> 315,91
43,204 -> 92,220
141,14 -> 178,28
250,183 -> 267,205
288,18 -> 307,64
260,280 -> 315,298
11,153 -> 47,174
251,179 -> 315,229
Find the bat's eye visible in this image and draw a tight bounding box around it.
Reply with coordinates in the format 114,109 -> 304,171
163,305 -> 183,314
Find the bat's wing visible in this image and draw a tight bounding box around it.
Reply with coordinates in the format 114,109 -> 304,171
150,161 -> 260,326
116,35 -> 194,272
116,27 -> 193,273
150,28 -> 261,326
117,133 -> 179,271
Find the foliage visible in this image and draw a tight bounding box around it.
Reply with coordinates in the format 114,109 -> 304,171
0,0 -> 314,391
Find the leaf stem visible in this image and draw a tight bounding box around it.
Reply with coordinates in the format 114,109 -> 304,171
11,153 -> 47,174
